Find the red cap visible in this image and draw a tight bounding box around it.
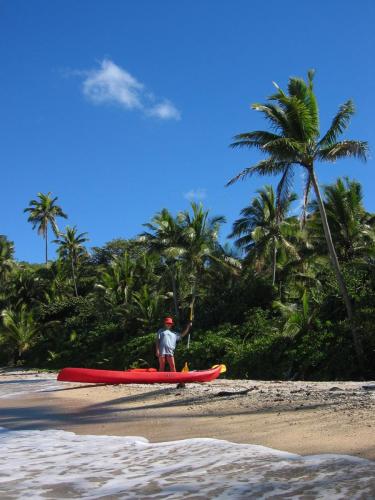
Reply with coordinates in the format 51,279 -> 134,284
164,317 -> 174,325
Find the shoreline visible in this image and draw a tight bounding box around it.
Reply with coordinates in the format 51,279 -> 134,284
1,371 -> 375,460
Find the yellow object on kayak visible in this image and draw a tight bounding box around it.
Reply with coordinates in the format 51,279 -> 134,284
212,364 -> 227,374
182,362 -> 189,372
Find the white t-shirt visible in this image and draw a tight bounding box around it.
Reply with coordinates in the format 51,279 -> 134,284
157,328 -> 181,356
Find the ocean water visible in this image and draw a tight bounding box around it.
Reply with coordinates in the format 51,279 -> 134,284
0,373 -> 61,399
1,377 -> 375,499
1,428 -> 375,499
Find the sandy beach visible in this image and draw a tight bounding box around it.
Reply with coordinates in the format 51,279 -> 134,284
1,369 -> 375,461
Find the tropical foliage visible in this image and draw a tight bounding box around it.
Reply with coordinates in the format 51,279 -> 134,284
230,185 -> 299,285
227,70 -> 368,366
1,72 -> 374,380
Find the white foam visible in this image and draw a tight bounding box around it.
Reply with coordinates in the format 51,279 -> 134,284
0,427 -> 374,499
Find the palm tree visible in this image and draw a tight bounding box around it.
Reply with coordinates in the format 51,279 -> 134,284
230,185 -> 299,285
308,177 -> 375,261
24,192 -> 67,263
1,306 -> 38,362
178,202 -> 226,322
227,70 -> 368,365
140,208 -> 185,323
53,226 -> 89,297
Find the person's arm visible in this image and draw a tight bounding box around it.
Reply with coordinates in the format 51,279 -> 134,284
180,322 -> 192,338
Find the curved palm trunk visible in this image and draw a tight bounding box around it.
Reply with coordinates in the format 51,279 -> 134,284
309,167 -> 364,367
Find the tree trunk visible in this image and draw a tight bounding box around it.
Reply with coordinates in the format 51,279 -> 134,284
71,257 -> 78,297
45,226 -> 48,264
309,167 -> 364,367
272,243 -> 277,286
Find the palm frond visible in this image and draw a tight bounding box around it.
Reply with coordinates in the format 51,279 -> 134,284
318,100 -> 355,146
230,131 -> 280,149
317,140 -> 369,162
251,103 -> 289,133
276,166 -> 295,217
261,137 -> 303,159
226,159 -> 290,186
278,95 -> 317,141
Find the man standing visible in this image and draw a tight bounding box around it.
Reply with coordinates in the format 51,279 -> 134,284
156,317 -> 192,371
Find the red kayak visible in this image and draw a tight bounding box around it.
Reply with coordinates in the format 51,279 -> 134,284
57,365 -> 224,384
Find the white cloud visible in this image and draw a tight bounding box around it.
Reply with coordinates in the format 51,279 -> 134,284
82,59 -> 180,120
184,188 -> 207,201
148,100 -> 181,120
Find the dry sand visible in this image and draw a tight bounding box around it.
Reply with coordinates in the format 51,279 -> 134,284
1,370 -> 375,460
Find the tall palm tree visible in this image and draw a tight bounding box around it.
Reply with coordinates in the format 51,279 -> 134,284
308,177 -> 375,261
230,185 -> 299,285
178,202 -> 226,322
227,70 -> 368,365
53,226 -> 89,297
140,208 -> 185,323
24,192 -> 67,263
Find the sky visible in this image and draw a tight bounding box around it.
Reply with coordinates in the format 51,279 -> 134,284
1,0 -> 375,263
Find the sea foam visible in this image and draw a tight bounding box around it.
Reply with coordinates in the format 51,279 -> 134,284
0,427 -> 374,499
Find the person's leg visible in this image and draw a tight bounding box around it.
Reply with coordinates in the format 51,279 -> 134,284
166,355 -> 176,372
159,356 -> 166,371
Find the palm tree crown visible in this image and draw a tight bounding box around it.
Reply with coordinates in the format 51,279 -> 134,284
53,226 -> 89,297
309,177 -> 375,261
178,202 -> 226,321
227,70 -> 367,206
230,185 -> 299,284
24,192 -> 67,263
54,226 -> 89,264
140,208 -> 185,322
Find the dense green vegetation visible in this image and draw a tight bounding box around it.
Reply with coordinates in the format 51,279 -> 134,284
1,72 -> 373,379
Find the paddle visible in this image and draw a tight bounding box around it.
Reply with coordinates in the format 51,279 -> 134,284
212,364 -> 227,374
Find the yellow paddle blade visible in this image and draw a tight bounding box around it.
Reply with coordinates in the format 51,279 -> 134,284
212,364 -> 227,374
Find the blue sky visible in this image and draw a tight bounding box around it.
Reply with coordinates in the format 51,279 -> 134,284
1,0 -> 375,262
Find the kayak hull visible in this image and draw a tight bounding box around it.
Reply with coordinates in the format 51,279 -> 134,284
57,366 -> 222,384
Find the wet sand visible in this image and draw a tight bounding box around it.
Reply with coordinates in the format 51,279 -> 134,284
1,370 -> 375,460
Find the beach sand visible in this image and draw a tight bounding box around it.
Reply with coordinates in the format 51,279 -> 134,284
1,370 -> 375,461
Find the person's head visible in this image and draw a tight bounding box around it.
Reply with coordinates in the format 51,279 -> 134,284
163,317 -> 174,329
